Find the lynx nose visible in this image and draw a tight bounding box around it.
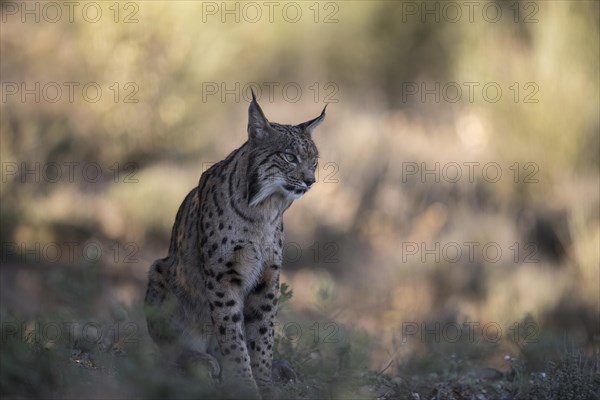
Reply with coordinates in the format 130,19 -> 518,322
303,176 -> 316,188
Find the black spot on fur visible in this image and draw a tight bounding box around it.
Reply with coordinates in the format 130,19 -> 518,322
244,308 -> 262,323
260,305 -> 272,312
232,313 -> 241,322
259,326 -> 268,335
216,292 -> 225,298
231,278 -> 242,286
253,281 -> 267,294
226,300 -> 236,307
219,326 -> 226,335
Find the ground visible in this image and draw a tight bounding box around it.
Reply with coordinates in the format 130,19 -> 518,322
1,264 -> 598,400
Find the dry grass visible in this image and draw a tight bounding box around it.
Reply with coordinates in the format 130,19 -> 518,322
1,1 -> 599,398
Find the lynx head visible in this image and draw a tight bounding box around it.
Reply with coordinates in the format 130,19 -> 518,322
246,89 -> 326,207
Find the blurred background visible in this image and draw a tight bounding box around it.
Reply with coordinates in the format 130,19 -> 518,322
1,1 -> 598,398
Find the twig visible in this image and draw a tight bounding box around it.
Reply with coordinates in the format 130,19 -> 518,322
377,357 -> 395,376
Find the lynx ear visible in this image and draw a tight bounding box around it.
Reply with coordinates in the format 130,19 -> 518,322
297,104 -> 327,135
248,89 -> 270,140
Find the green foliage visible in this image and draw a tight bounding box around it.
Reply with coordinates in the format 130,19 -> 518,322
0,313 -> 64,397
528,350 -> 600,400
278,282 -> 294,308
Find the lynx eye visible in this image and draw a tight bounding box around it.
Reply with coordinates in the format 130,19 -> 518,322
282,153 -> 297,163
311,158 -> 318,168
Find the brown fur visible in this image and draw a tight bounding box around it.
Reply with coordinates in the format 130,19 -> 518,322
145,92 -> 326,398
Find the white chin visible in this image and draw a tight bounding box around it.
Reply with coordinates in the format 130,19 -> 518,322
279,184 -> 307,201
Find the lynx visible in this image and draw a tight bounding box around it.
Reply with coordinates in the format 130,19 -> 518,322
144,90 -> 326,398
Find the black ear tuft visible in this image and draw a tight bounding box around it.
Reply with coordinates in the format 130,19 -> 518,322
248,90 -> 270,140
297,104 -> 327,135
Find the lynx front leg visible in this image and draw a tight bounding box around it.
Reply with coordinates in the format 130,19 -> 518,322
243,264 -> 280,397
206,277 -> 261,398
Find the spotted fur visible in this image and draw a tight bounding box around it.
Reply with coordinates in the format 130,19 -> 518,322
144,91 -> 326,398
